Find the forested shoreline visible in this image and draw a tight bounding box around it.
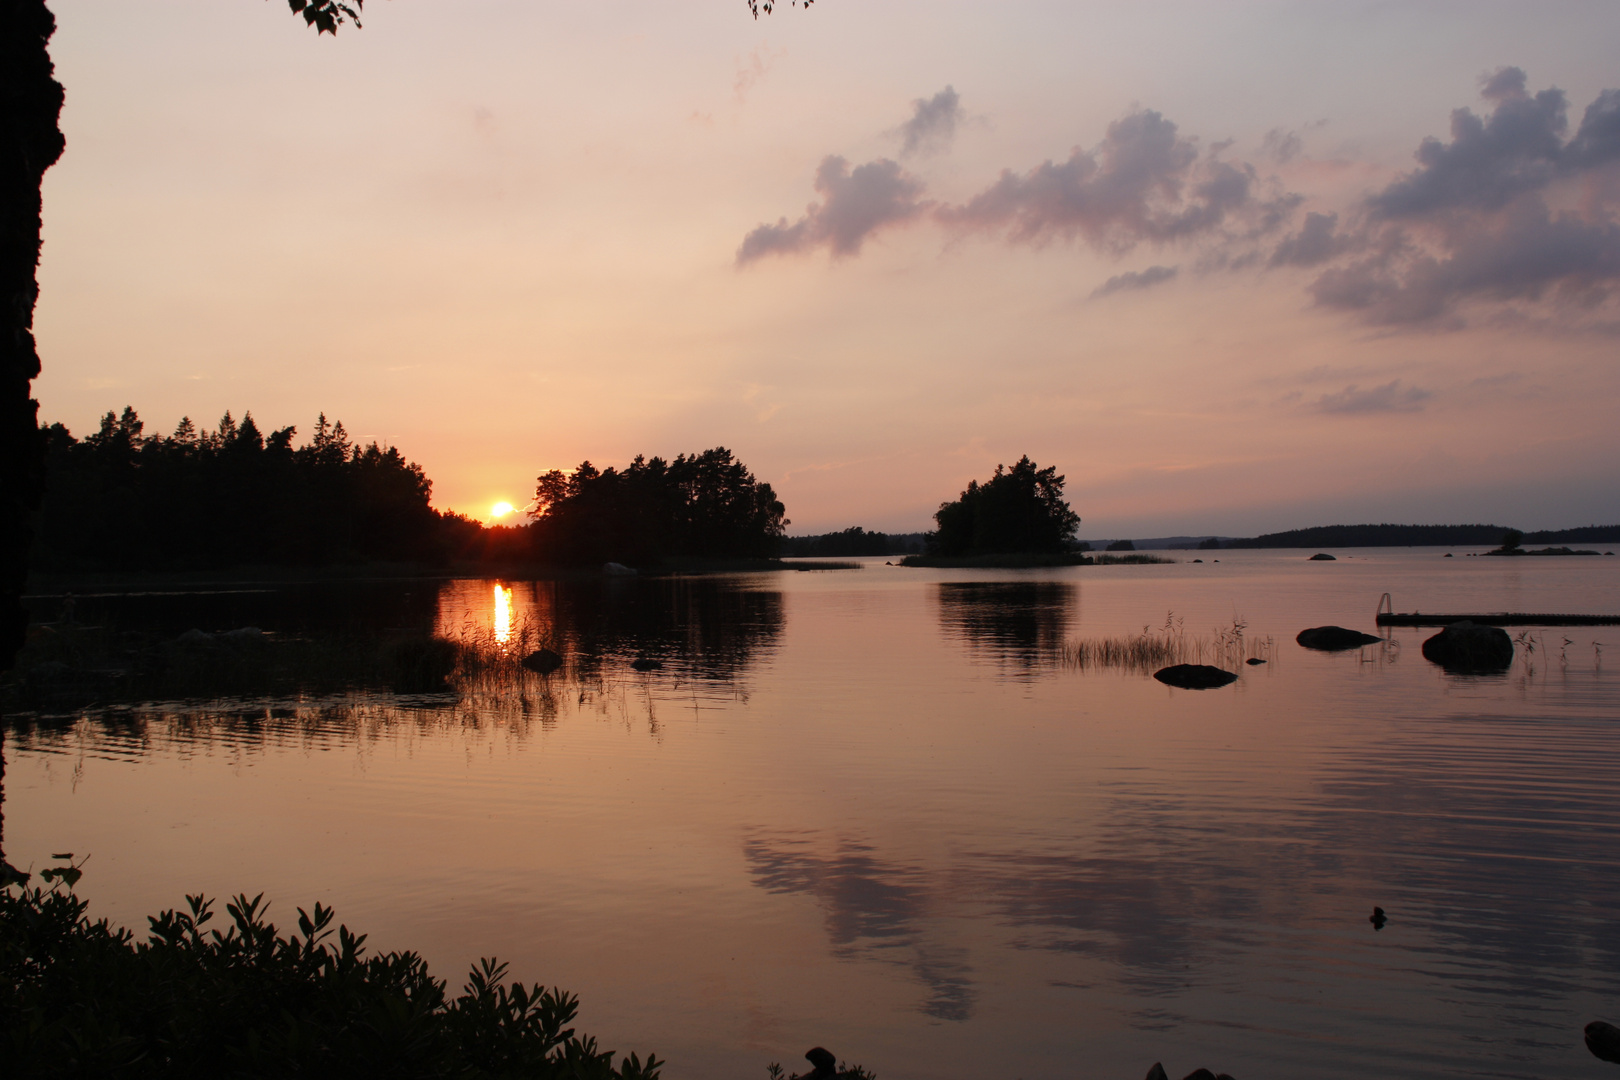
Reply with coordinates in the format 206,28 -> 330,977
27,409 -> 1618,580
27,409 -> 790,576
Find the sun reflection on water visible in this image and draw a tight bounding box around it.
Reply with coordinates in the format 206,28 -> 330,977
493,583 -> 513,645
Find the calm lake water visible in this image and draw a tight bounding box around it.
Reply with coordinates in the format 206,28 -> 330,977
7,549 -> 1620,1079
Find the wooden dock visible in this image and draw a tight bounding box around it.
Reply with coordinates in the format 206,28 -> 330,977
1374,593 -> 1620,627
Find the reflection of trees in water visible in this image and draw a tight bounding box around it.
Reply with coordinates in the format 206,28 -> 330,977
743,832 -> 977,1022
935,581 -> 1076,672
7,690 -> 582,758
440,578 -> 784,685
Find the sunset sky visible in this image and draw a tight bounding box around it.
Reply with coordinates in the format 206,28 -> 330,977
33,1 -> 1620,536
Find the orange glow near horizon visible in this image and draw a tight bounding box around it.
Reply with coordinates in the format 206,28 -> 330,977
490,501 -> 515,520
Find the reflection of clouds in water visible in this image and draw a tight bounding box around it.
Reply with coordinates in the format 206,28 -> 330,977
743,833 -> 977,1021
936,581 -> 1076,674
973,850 -> 1263,998
744,706 -> 1620,1053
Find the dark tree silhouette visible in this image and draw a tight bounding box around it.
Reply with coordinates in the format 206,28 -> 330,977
532,449 -> 787,566
32,408 -> 445,571
1,1 -> 65,677
927,456 -> 1080,556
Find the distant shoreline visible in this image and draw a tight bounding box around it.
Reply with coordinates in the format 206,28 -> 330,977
898,552 -> 1173,568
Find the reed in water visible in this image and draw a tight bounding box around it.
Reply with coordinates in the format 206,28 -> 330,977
1062,614 -> 1273,674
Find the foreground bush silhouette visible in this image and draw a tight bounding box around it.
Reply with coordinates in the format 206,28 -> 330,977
1,877 -> 661,1079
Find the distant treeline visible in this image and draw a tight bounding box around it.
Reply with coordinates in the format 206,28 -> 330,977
779,528 -> 926,557
33,408 -> 452,572
1218,523 -> 1620,549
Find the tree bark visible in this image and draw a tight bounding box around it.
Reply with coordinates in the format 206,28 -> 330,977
1,0 -> 66,865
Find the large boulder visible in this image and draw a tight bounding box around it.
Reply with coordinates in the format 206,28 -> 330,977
1587,1020 -> 1620,1064
1308,552 -> 1336,561
1421,620 -> 1514,672
1296,625 -> 1382,651
1153,664 -> 1237,690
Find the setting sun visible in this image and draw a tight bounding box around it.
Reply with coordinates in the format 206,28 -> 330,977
490,501 -> 514,520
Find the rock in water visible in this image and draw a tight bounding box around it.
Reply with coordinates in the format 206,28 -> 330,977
1309,552 -> 1336,560
1144,1065 -> 1169,1080
1245,657 -> 1266,665
630,656 -> 663,671
804,1047 -> 838,1078
1421,620 -> 1514,672
1153,664 -> 1238,689
1296,625 -> 1382,650
1587,1020 -> 1620,1064
521,648 -> 563,674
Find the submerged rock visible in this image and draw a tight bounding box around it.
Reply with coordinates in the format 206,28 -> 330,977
1153,664 -> 1237,689
1296,625 -> 1382,651
521,648 -> 563,674
1421,620 -> 1514,672
630,656 -> 663,671
1308,552 -> 1336,561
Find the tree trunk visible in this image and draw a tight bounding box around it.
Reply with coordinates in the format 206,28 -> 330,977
1,0 -> 66,865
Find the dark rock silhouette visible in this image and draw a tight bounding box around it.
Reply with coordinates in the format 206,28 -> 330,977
1245,657 -> 1266,665
521,648 -> 563,674
630,656 -> 663,671
803,1047 -> 837,1078
1296,626 -> 1381,651
1587,1020 -> 1620,1064
1153,664 -> 1237,689
1144,1066 -> 1235,1080
1308,552 -> 1336,561
1370,906 -> 1387,930
1421,620 -> 1514,672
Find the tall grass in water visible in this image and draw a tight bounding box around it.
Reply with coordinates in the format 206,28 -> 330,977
1062,612 -> 1273,674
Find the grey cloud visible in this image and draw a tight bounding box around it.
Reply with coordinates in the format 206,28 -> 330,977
941,110 -> 1279,252
1367,67 -> 1587,220
1309,71 -> 1620,327
1091,264 -> 1178,298
741,107 -> 1294,267
1270,211 -> 1352,268
1261,127 -> 1303,164
1316,380 -> 1431,415
1566,88 -> 1620,169
736,155 -> 930,264
1312,201 -> 1620,324
895,85 -> 964,157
